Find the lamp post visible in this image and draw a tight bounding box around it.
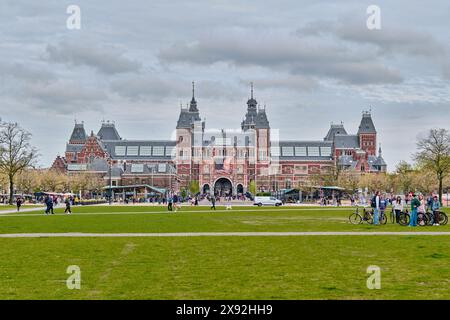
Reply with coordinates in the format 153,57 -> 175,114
109,158 -> 112,205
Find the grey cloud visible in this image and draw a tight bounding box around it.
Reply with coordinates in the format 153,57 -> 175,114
45,42 -> 142,75
297,20 -> 450,78
243,76 -> 318,92
110,77 -> 186,102
158,34 -> 402,85
111,76 -> 245,102
23,81 -> 107,113
0,62 -> 56,83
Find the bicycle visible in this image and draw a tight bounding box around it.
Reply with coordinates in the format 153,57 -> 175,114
349,207 -> 373,225
432,211 -> 448,225
398,210 -> 410,226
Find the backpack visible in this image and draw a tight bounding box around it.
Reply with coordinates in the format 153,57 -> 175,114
371,195 -> 377,208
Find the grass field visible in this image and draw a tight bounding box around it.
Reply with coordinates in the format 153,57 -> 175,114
0,204 -> 42,211
0,205 -> 449,299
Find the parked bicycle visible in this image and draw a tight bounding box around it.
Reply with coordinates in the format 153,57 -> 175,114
349,207 -> 386,225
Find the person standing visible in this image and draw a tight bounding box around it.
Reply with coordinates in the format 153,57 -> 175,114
431,195 -> 441,226
393,196 -> 404,223
173,194 -> 178,212
409,194 -> 420,227
373,191 -> 380,225
64,197 -> 72,214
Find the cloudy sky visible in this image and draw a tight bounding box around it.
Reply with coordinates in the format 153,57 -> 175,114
1,0 -> 449,170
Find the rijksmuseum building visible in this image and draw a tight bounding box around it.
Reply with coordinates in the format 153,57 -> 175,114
52,83 -> 387,197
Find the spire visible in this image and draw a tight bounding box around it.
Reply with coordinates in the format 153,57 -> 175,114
250,82 -> 254,99
378,143 -> 382,156
189,81 -> 198,112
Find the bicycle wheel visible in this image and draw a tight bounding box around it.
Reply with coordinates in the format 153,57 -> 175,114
349,213 -> 362,225
390,210 -> 395,224
438,212 -> 448,225
398,213 -> 410,226
364,211 -> 374,224
380,214 -> 387,225
417,213 -> 428,226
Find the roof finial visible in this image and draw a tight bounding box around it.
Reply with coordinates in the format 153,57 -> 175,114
250,82 -> 254,99
192,81 -> 195,99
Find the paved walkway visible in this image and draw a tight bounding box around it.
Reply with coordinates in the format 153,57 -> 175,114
0,231 -> 449,238
0,206 -> 47,215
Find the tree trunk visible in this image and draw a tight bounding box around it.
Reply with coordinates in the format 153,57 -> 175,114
439,177 -> 443,204
9,176 -> 14,205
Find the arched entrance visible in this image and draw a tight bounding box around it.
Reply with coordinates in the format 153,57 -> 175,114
202,184 -> 210,194
214,178 -> 233,197
236,184 -> 244,194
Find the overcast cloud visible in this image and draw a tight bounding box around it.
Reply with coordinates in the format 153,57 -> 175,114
0,0 -> 449,170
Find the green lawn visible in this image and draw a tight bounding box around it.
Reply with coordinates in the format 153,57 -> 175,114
1,205 -> 449,300
0,204 -> 42,211
0,205 -> 448,233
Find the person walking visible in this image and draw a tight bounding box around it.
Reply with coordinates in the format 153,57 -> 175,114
409,194 -> 420,227
64,197 -> 72,214
16,197 -> 22,212
173,194 -> 179,212
431,195 -> 441,226
167,195 -> 173,212
210,195 -> 216,210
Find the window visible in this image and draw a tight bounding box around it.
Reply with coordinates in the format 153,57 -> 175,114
237,165 -> 243,174
271,146 -> 280,157
131,164 -> 144,173
140,146 -> 152,156
152,146 -> 165,156
165,146 -> 175,157
282,146 -> 294,156
158,163 -> 167,172
286,179 -> 292,189
320,147 -> 332,157
307,146 -> 320,156
115,146 -> 126,156
294,165 -> 308,174
204,165 -> 210,173
259,149 -> 267,160
126,146 -> 139,156
295,147 -> 307,156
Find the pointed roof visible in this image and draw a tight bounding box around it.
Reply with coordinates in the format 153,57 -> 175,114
98,121 -> 121,140
324,123 -> 347,141
374,144 -> 387,166
242,83 -> 259,130
255,107 -> 270,129
358,111 -> 377,134
69,122 -> 87,144
189,81 -> 198,112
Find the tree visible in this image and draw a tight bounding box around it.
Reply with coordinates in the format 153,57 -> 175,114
0,121 -> 38,204
414,129 -> 450,203
188,180 -> 200,195
249,180 -> 256,195
394,161 -> 414,194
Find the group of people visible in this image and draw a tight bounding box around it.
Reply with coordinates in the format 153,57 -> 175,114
372,192 -> 442,226
43,195 -> 73,215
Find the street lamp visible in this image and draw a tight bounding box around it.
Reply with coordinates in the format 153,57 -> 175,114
108,158 -> 112,205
